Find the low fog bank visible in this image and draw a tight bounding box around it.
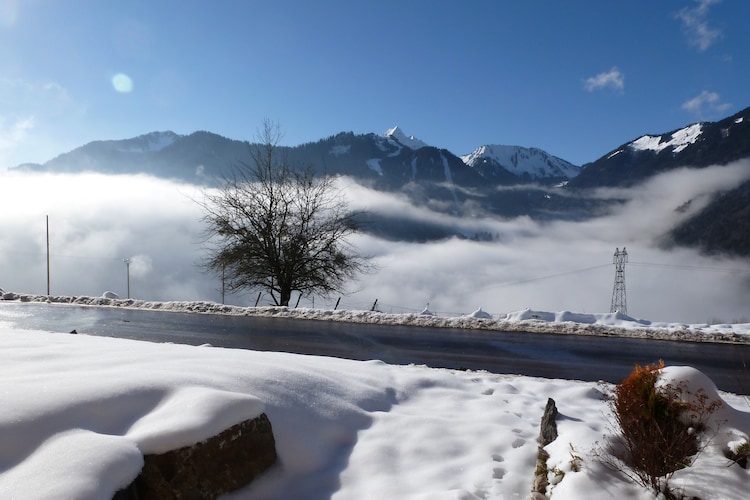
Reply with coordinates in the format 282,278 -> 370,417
0,172 -> 212,303
1,166 -> 749,324
341,161 -> 750,323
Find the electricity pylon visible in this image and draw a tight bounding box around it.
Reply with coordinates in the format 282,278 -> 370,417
610,247 -> 628,315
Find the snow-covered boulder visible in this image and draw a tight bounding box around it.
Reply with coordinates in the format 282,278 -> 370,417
506,309 -> 555,322
656,366 -> 750,473
467,307 -> 492,319
420,306 -> 435,316
102,291 -> 120,299
118,413 -> 277,498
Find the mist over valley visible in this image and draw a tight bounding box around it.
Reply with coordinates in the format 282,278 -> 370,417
3,107 -> 750,323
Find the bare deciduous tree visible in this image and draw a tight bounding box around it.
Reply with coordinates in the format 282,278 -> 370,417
200,121 -> 367,306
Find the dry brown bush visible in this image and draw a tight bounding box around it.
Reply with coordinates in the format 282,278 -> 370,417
605,360 -> 722,498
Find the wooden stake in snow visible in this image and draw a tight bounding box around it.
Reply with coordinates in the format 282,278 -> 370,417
46,215 -> 50,296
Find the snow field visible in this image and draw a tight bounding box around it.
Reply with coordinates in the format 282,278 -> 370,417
2,325 -> 750,499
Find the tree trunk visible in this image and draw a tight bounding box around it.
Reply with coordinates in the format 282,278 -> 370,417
279,288 -> 292,307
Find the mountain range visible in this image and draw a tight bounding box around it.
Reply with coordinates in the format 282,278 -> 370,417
11,105 -> 750,256
571,107 -> 750,188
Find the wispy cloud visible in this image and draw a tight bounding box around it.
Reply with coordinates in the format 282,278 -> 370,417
675,0 -> 722,51
0,78 -> 79,167
0,78 -> 71,109
583,67 -> 624,93
0,116 -> 35,151
681,90 -> 732,116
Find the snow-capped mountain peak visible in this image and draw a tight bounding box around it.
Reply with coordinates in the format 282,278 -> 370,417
629,123 -> 703,154
383,126 -> 429,150
461,144 -> 581,180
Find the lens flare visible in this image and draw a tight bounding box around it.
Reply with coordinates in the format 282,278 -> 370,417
0,0 -> 19,28
111,73 -> 134,93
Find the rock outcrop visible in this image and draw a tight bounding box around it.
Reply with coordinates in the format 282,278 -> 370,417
539,398 -> 559,447
115,412 -> 277,499
531,398 -> 559,499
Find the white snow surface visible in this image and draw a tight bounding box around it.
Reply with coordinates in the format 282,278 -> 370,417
630,123 -> 703,154
461,144 -> 581,179
383,126 -> 429,150
2,299 -> 750,499
365,158 -> 384,176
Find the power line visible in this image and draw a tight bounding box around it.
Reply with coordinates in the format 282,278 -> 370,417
485,260 -> 748,291
0,250 -> 129,262
629,261 -> 750,274
481,263 -> 611,290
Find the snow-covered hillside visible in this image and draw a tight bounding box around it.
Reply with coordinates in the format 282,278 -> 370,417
629,123 -> 704,154
461,144 -> 581,179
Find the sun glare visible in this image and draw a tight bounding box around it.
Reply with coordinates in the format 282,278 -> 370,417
111,73 -> 134,93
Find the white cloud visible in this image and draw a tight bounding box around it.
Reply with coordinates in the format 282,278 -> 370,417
681,90 -> 732,116
0,172 -> 209,301
1,168 -> 749,323
0,78 -> 72,112
0,78 -> 80,167
343,164 -> 750,323
128,254 -> 153,278
675,0 -> 722,51
0,115 -> 34,151
583,67 -> 624,93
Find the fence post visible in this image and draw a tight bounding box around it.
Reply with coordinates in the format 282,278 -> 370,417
334,297 -> 341,310
254,292 -> 262,307
295,293 -> 302,308
371,299 -> 378,312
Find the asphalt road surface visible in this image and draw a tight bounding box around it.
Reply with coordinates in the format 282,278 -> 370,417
2,302 -> 750,394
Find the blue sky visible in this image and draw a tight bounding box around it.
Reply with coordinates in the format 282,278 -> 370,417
1,0 -> 748,169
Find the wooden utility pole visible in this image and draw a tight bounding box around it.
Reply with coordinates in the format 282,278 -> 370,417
46,215 -> 50,295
